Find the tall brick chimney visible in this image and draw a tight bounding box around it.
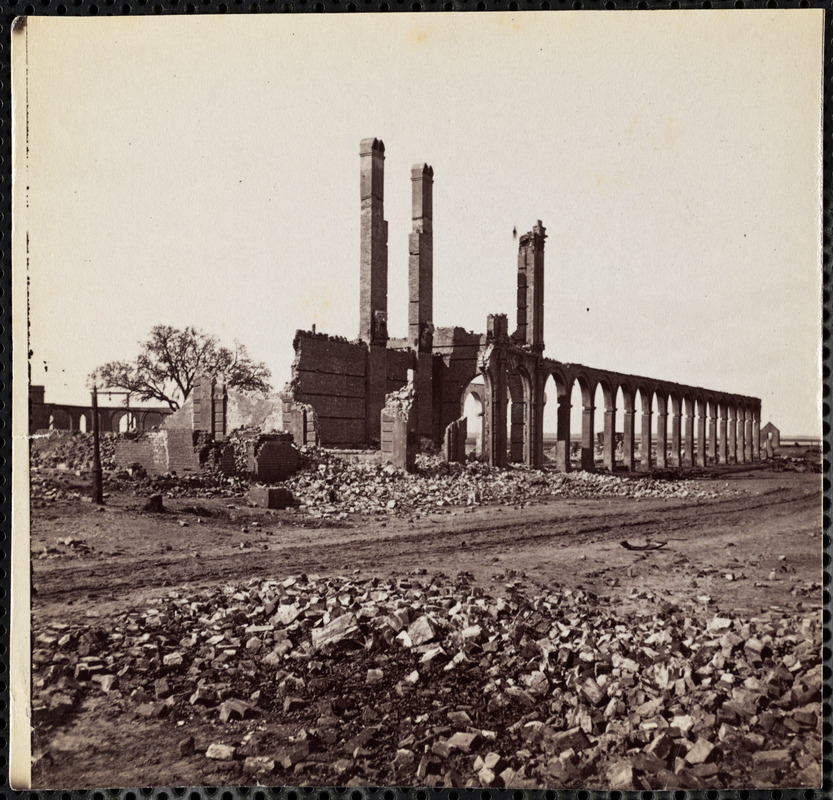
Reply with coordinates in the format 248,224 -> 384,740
409,163 -> 433,352
359,138 -> 388,346
516,221 -> 546,352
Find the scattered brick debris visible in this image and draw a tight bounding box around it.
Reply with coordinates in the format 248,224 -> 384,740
31,570 -> 821,789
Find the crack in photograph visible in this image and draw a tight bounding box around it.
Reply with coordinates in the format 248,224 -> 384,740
10,10 -> 825,791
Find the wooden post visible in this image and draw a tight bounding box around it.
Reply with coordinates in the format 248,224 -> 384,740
91,386 -> 104,505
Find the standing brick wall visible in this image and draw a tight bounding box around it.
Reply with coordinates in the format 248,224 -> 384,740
281,400 -> 319,447
291,321 -> 482,449
433,327 -> 485,444
292,331 -> 368,447
191,376 -> 227,439
252,436 -> 299,482
166,428 -> 200,474
386,349 -> 413,393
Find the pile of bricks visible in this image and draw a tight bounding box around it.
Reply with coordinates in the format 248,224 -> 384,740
30,431 -> 119,472
32,570 -> 821,788
281,451 -> 743,520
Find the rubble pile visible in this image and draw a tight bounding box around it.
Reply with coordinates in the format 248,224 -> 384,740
30,431 -> 119,472
32,571 -> 820,789
29,470 -> 251,505
30,439 -> 743,515
282,451 -> 738,519
29,474 -> 99,504
130,473 -> 252,501
383,381 -> 417,420
770,456 -> 822,474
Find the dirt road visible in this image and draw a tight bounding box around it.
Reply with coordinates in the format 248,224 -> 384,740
33,470 -> 821,622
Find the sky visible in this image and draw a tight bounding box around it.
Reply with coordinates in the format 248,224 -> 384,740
16,10 -> 825,435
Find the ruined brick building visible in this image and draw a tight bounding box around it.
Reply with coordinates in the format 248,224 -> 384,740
287,138 -> 763,471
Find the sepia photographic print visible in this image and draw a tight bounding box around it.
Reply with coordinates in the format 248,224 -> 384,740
11,11 -> 825,791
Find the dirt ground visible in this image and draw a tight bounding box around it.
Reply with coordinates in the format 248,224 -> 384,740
29,466 -> 823,789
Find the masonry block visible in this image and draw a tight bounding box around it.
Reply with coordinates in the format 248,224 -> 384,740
381,412 -> 416,472
443,417 -> 468,463
248,486 -> 295,510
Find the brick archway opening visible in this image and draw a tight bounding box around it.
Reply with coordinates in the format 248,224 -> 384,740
461,380 -> 485,459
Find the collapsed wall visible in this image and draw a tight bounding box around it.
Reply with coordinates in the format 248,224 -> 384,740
164,380 -> 284,437
214,431 -> 300,481
123,376 -> 304,477
380,375 -> 417,472
113,429 -> 201,476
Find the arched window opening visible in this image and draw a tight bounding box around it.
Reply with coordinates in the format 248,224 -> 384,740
461,380 -> 485,459
117,412 -> 137,433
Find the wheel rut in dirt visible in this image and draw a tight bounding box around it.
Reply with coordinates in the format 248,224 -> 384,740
33,483 -> 818,610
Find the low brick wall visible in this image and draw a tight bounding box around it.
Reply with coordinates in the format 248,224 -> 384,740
114,429 -> 200,476
114,431 -> 168,475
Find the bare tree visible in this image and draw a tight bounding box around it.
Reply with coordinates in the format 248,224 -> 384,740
92,325 -> 272,410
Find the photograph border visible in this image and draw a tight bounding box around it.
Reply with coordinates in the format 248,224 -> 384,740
3,3 -> 832,799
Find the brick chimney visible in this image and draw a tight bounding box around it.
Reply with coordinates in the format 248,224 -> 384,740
516,220 -> 546,352
408,163 -> 433,352
359,138 -> 388,346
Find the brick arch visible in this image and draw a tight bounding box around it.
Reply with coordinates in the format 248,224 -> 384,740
542,367 -> 573,472
703,395 -> 720,465
632,384 -> 656,471
634,383 -> 652,408
111,409 -> 137,432
663,391 -> 683,467
618,381 -> 636,415
571,371 -> 596,409
596,376 -> 616,411
568,372 -> 597,471
739,399 -> 754,463
651,388 -> 671,468
548,365 -> 570,400
609,381 -> 637,470
49,408 -> 72,430
96,409 -> 117,432
587,376 -> 617,472
460,382 -> 484,415
460,381 -> 485,458
139,411 -> 166,429
506,365 -> 533,464
706,395 -> 719,417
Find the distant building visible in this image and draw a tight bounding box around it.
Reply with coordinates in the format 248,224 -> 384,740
760,421 -> 780,449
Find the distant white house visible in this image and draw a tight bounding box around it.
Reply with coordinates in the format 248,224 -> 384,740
760,421 -> 780,449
